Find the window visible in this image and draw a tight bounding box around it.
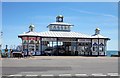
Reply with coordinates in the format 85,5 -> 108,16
93,46 -> 98,52
51,26 -> 53,30
61,26 -> 63,30
49,26 -> 52,30
93,42 -> 97,46
31,28 -> 33,31
57,26 -> 59,30
59,26 -> 61,30
99,47 -> 104,52
63,26 -> 65,30
102,47 -> 104,51
68,26 -> 70,30
64,26 -> 67,30
53,26 -> 56,30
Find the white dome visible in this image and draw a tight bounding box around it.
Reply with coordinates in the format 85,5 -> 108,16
57,15 -> 64,18
95,28 -> 100,31
29,24 -> 35,28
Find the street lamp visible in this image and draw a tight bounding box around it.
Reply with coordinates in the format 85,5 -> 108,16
0,31 -> 3,58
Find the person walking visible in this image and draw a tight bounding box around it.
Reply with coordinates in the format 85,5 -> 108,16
22,52 -> 24,58
10,49 -> 13,58
30,50 -> 33,57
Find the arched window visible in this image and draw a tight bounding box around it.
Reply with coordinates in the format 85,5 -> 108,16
31,28 -> 33,31
99,43 -> 104,46
93,42 -> 97,46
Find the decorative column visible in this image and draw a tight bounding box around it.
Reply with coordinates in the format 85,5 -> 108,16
33,37 -> 35,54
98,38 -> 99,56
35,37 -> 37,55
38,37 -> 40,55
40,37 -> 42,55
84,43 -> 85,56
52,41 -> 53,54
104,40 -> 106,56
76,38 -> 78,51
57,38 -> 58,55
27,37 -> 29,56
22,37 -> 24,52
91,39 -> 92,56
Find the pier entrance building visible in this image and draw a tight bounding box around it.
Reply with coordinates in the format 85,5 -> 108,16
18,15 -> 110,56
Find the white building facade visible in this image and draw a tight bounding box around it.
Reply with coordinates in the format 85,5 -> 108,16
18,15 -> 110,56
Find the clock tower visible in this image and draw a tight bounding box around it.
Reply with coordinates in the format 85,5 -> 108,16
56,15 -> 63,22
47,15 -> 73,32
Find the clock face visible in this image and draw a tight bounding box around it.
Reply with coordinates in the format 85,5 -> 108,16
59,18 -> 62,22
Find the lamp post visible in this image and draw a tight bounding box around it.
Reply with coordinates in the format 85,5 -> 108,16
0,45 -> 1,58
0,31 -> 3,58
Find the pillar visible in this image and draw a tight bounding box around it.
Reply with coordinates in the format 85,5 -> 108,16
27,37 -> 29,56
76,39 -> 78,51
98,38 -> 99,56
35,37 -> 37,55
57,38 -> 58,55
22,38 -> 23,52
40,37 -> 42,55
52,41 -> 53,54
38,37 -> 40,55
104,40 -> 106,56
91,39 -> 92,56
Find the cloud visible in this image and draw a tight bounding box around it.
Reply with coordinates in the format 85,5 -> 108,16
70,8 -> 117,19
102,14 -> 117,18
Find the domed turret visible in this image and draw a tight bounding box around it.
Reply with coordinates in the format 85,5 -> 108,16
57,15 -> 63,18
29,24 -> 35,32
95,28 -> 100,35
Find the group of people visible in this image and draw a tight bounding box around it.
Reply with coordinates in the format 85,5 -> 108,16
22,51 -> 34,58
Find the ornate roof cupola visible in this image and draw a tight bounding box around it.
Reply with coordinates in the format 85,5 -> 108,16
29,24 -> 35,32
95,28 -> 100,35
47,15 -> 74,32
91,27 -> 110,40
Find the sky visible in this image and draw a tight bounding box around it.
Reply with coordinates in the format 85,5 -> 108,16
2,2 -> 118,50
